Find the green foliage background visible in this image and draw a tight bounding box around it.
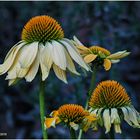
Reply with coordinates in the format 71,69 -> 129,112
0,1 -> 140,139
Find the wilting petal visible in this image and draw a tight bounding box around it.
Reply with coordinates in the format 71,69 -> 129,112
39,43 -> 53,81
107,50 -> 130,59
110,59 -> 120,63
51,41 -> 66,70
73,36 -> 84,46
121,107 -> 133,126
64,48 -> 80,75
53,64 -> 67,83
103,59 -> 111,71
70,122 -> 79,130
60,39 -> 89,71
18,42 -> 38,68
0,41 -> 25,75
103,109 -> 111,133
25,50 -> 40,82
126,107 -> 140,128
110,108 -> 121,133
8,78 -> 19,86
114,124 -> 122,133
84,54 -> 97,63
111,108 -> 120,124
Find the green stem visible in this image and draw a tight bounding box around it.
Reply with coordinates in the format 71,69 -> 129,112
78,67 -> 97,139
69,127 -> 76,139
39,80 -> 48,139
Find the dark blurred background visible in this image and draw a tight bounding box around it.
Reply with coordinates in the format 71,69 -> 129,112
0,1 -> 140,139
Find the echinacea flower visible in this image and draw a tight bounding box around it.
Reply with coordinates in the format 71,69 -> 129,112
44,104 -> 97,131
73,36 -> 130,71
0,15 -> 89,85
89,80 -> 140,134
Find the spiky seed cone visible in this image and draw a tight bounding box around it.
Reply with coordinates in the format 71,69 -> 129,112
22,15 -> 64,43
89,80 -> 131,109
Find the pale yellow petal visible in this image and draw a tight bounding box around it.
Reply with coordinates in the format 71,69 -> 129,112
39,44 -> 49,81
64,48 -> 80,75
114,124 -> 122,133
84,54 -> 97,63
6,63 -> 20,80
103,59 -> 111,71
18,68 -> 29,78
103,109 -> 111,133
25,51 -> 40,82
73,36 -> 84,46
18,42 -> 38,68
0,41 -> 25,75
107,50 -> 130,59
53,64 -> 67,83
51,41 -> 66,70
8,78 -> 19,86
60,39 -> 89,71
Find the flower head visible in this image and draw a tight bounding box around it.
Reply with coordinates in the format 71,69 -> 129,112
89,80 -> 140,133
73,36 -> 130,71
44,104 -> 97,131
0,16 -> 89,85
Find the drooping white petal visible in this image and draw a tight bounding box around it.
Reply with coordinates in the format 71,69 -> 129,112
6,42 -> 38,80
111,108 -> 120,124
0,41 -> 25,75
60,39 -> 89,71
73,36 -> 84,46
110,108 -> 121,133
4,41 -> 24,60
63,48 -> 80,75
103,109 -> 111,133
121,107 -> 133,126
18,42 -> 38,68
126,107 -> 140,128
39,43 -> 53,81
25,50 -> 40,82
51,41 -> 66,70
53,64 -> 67,83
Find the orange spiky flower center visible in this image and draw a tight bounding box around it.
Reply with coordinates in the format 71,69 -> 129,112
58,104 -> 89,123
21,15 -> 64,43
89,80 -> 131,109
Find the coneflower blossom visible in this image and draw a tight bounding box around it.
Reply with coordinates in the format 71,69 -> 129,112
0,15 -> 89,85
73,36 -> 130,71
89,80 -> 140,133
45,104 -> 97,131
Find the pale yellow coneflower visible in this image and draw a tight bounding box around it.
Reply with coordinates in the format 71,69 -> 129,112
0,15 -> 89,85
73,36 -> 130,71
44,104 -> 97,132
89,80 -> 140,134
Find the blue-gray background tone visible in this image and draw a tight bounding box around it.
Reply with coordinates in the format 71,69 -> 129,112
0,1 -> 140,139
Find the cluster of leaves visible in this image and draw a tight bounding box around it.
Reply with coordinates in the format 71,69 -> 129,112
0,1 -> 140,139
